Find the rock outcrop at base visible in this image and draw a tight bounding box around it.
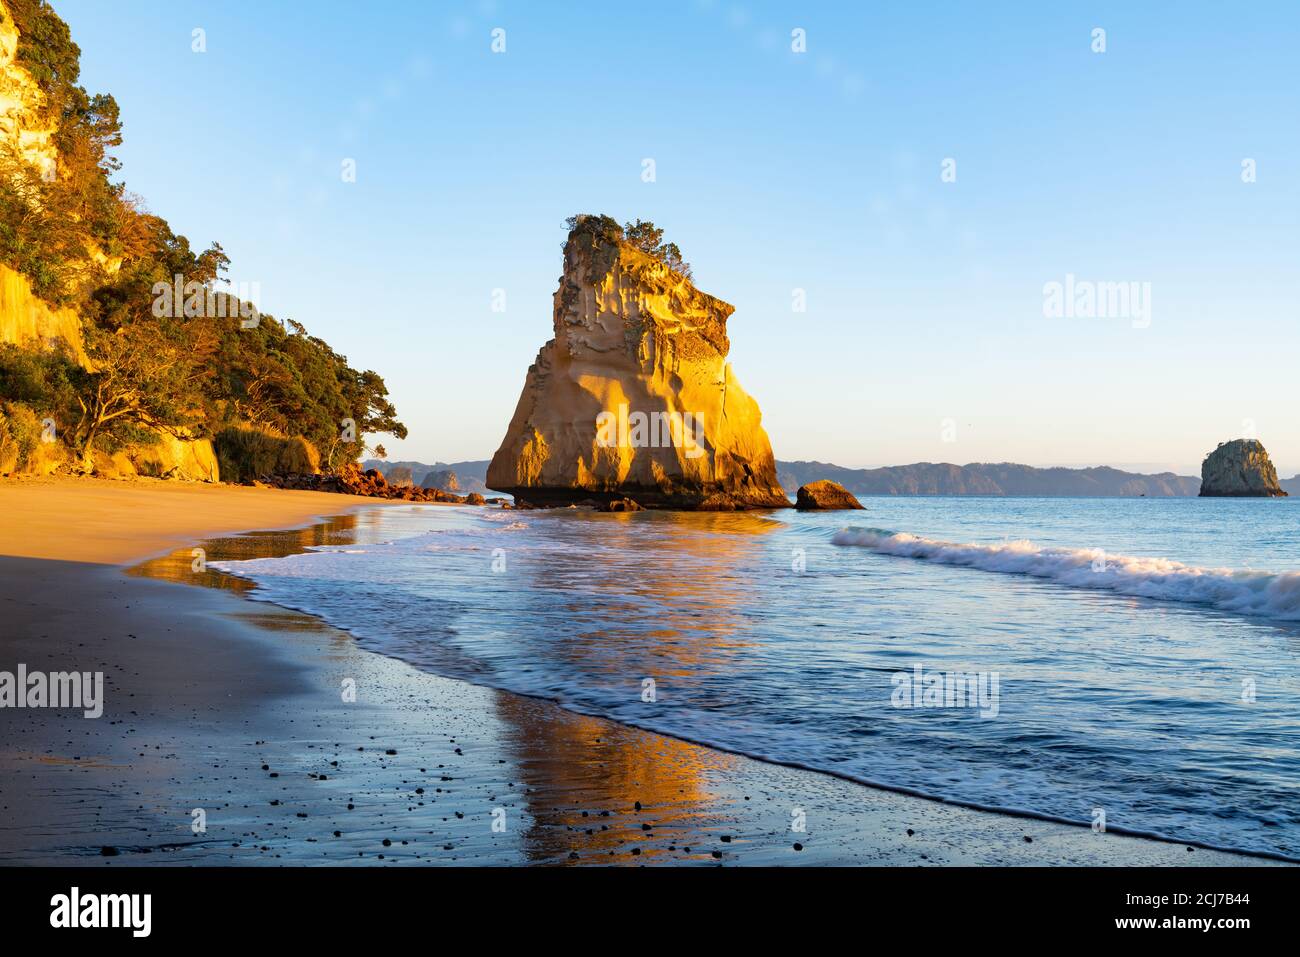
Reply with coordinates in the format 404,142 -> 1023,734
256,465 -> 485,504
487,216 -> 788,509
1199,439 -> 1287,497
795,480 -> 865,510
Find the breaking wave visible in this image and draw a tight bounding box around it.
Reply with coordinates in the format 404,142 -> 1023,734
832,528 -> 1300,621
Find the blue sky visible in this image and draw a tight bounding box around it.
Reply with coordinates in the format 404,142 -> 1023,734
59,0 -> 1300,475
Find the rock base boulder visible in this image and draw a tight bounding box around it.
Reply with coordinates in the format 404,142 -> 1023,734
795,480 -> 865,510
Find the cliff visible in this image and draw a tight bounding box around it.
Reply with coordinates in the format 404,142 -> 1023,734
0,5 -> 55,176
0,263 -> 87,363
1199,439 -> 1287,497
487,218 -> 787,509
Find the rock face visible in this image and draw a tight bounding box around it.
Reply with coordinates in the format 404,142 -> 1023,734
487,218 -> 788,509
0,265 -> 88,365
1199,439 -> 1287,497
421,469 -> 459,492
795,480 -> 865,510
0,7 -> 57,181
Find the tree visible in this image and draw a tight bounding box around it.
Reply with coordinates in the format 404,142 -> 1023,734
623,219 -> 664,254
71,317 -> 210,469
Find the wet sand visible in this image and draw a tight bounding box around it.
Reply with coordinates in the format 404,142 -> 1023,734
0,478 -> 1285,865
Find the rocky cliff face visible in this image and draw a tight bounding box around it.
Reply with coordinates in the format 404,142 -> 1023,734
1199,439 -> 1287,497
0,5 -> 56,178
0,264 -> 88,363
488,222 -> 787,509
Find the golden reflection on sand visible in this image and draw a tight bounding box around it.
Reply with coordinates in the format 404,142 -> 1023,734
492,689 -> 737,864
127,512 -> 373,595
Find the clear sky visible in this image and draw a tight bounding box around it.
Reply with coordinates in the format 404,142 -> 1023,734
58,0 -> 1300,476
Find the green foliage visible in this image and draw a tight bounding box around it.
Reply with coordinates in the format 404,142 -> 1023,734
5,1 -> 82,95
0,401 -> 43,471
213,426 -> 317,484
565,214 -> 692,278
564,213 -> 623,251
0,342 -> 81,425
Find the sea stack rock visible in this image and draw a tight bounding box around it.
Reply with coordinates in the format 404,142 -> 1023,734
487,216 -> 788,509
795,480 -> 865,510
1199,439 -> 1287,497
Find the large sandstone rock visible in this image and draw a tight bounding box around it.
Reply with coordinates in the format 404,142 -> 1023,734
795,479 -> 865,510
1199,439 -> 1287,497
487,217 -> 788,509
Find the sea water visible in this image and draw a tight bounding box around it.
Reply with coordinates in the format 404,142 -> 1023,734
212,497 -> 1300,859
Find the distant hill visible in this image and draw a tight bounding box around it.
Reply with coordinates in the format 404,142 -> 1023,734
367,457 -> 1201,498
776,461 -> 1202,498
1281,475 -> 1300,497
363,459 -> 490,493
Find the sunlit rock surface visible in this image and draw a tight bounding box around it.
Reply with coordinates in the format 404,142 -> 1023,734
488,221 -> 788,509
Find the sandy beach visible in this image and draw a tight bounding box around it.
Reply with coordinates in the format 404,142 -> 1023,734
0,477 -> 1286,866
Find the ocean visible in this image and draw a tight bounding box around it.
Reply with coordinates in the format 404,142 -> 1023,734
211,497 -> 1300,860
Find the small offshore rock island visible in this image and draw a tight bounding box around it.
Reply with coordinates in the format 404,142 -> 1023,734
1199,438 -> 1288,497
488,215 -> 790,509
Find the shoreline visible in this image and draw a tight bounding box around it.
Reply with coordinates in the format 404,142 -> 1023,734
0,477 -> 1287,866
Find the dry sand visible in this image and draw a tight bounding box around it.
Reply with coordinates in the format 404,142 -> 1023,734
0,477 -> 1285,865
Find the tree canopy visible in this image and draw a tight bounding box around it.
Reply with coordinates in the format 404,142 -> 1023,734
564,214 -> 692,279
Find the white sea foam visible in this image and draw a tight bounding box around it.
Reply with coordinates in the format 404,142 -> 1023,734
832,528 -> 1300,620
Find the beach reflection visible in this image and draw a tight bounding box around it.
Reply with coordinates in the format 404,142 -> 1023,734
492,688 -> 735,864
126,511 -> 377,595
